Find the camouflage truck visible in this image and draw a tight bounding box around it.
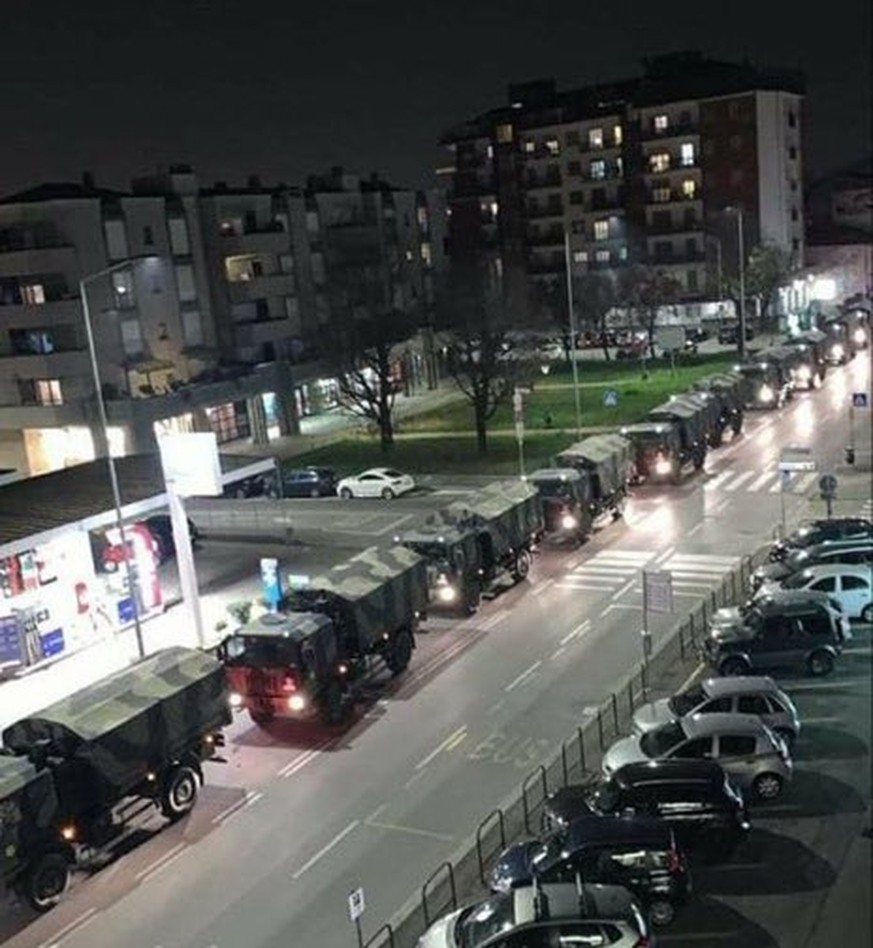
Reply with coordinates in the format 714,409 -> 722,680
736,348 -> 796,408
526,468 -> 593,546
690,373 -> 745,442
663,392 -> 723,451
220,545 -> 428,725
622,398 -> 708,484
782,329 -> 828,389
398,480 -> 543,615
0,647 -> 230,910
554,433 -> 634,522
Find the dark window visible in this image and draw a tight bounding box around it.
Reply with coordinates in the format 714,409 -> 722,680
793,238 -> 800,251
789,146 -> 797,160
790,179 -> 798,191
791,208 -> 799,221
843,575 -> 869,591
766,696 -> 788,714
763,616 -> 793,643
671,737 -> 712,759
718,734 -> 757,757
567,160 -> 581,175
798,612 -> 833,638
788,111 -> 797,128
143,226 -> 154,246
569,191 -> 584,205
810,578 -> 836,593
737,694 -> 770,715
699,696 -> 733,713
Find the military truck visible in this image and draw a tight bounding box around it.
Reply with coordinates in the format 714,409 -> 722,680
526,468 -> 593,546
555,433 -> 633,521
398,480 -> 543,615
1,647 -> 230,911
664,392 -> 723,450
735,349 -> 795,409
625,396 -> 709,482
690,373 -> 745,443
221,546 -> 428,725
821,314 -> 859,364
783,329 -> 828,388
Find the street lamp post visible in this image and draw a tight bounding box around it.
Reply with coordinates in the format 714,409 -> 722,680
563,229 -> 583,439
725,207 -> 747,359
80,257 -> 158,660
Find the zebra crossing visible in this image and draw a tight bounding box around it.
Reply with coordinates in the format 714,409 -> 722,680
704,468 -> 820,495
556,549 -> 741,600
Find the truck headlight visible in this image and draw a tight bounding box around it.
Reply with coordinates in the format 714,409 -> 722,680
831,343 -> 844,359
654,457 -> 672,476
437,584 -> 457,603
796,365 -> 811,382
561,513 -> 578,530
288,694 -> 306,712
758,384 -> 774,403
853,328 -> 866,345
229,691 -> 243,708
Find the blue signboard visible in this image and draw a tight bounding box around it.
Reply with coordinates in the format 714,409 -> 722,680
852,392 -> 868,409
603,388 -> 619,408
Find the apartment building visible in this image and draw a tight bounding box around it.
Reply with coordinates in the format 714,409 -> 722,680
438,51 -> 805,308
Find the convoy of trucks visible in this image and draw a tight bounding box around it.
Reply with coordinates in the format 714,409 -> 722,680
398,480 -> 543,614
690,373 -> 745,442
0,647 -> 230,911
221,545 -> 428,724
622,394 -> 709,483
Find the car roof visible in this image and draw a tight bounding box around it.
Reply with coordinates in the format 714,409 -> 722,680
613,758 -> 725,786
793,563 -> 872,579
683,712 -> 767,737
702,675 -> 780,698
359,467 -> 393,476
513,881 -> 636,924
803,539 -> 873,556
565,815 -> 671,849
757,588 -> 834,609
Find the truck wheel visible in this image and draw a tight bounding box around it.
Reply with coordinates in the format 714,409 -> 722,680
612,496 -> 626,521
708,431 -> 722,449
160,765 -> 199,821
320,680 -> 347,726
731,412 -> 743,435
23,852 -> 70,912
385,629 -> 413,675
512,549 -> 532,583
464,584 -> 481,616
693,447 -> 706,470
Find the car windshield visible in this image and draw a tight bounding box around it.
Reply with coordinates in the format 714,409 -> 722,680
223,635 -> 300,667
669,685 -> 706,716
383,469 -> 404,479
535,477 -> 575,498
458,895 -> 516,948
407,541 -> 450,561
586,782 -> 620,815
640,722 -> 686,758
781,570 -> 813,590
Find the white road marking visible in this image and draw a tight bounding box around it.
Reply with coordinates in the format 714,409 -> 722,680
38,908 -> 99,948
799,716 -> 844,725
605,603 -> 640,612
556,581 -> 616,592
611,579 -> 636,600
365,819 -> 455,842
678,662 -> 706,692
278,739 -> 333,779
211,789 -> 263,824
480,609 -> 509,631
135,842 -> 188,883
415,725 -> 468,770
794,471 -> 819,492
560,620 -> 590,645
655,545 -> 676,564
687,522 -> 703,537
505,660 -> 542,692
703,469 -> 735,491
532,577 -> 555,596
747,471 -> 775,492
551,645 -> 566,660
724,470 -> 757,492
291,820 -> 360,879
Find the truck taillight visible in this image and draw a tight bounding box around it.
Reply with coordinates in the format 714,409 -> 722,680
282,677 -> 296,693
667,848 -> 682,873
634,939 -> 650,948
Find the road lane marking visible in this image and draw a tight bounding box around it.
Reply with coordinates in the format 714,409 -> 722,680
415,725 -> 468,770
747,471 -> 774,492
557,581 -> 620,591
551,645 -> 566,660
724,470 -> 757,492
655,545 -> 676,564
480,609 -> 510,631
505,660 -> 542,692
532,578 -> 555,596
278,739 -> 333,779
560,620 -> 590,645
365,819 -> 455,842
135,842 -> 188,883
291,820 -> 360,879
687,522 -> 703,537
678,662 -> 706,692
211,789 -> 263,824
38,908 -> 99,948
610,579 -> 635,600
799,716 -> 845,725
605,603 -> 640,613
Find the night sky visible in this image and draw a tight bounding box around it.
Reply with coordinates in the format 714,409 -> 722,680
1,0 -> 869,196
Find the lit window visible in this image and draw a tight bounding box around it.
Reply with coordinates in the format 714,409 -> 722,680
680,143 -> 695,166
649,152 -> 671,173
588,128 -> 603,149
34,379 -> 63,406
590,160 -> 606,180
224,254 -> 261,282
421,242 -> 433,266
618,246 -> 628,261
594,220 -> 610,240
175,264 -> 197,302
490,201 -> 499,217
524,140 -> 536,154
496,123 -> 514,144
614,124 -> 623,146
545,139 -> 560,156
417,206 -> 429,228
596,249 -> 610,263
21,283 -> 46,305
653,187 -> 672,203
573,250 -> 588,263
682,179 -> 697,199
486,144 -> 494,158
654,114 -> 669,132
615,157 -> 624,177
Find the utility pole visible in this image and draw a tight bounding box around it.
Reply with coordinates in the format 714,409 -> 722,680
563,229 -> 583,438
736,208 -> 747,359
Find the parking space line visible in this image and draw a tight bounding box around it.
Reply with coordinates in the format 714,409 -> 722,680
560,620 -> 591,645
415,725 -> 468,770
291,820 -> 359,879
505,660 -> 542,692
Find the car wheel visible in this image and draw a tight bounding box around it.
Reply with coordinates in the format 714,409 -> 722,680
381,487 -> 395,500
807,650 -> 834,677
309,487 -> 320,498
22,852 -> 70,912
752,772 -> 783,801
648,899 -> 676,927
861,603 -> 873,624
339,487 -> 353,500
720,657 -> 749,676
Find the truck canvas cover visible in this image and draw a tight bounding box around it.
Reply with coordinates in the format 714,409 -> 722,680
441,480 -> 543,559
2,647 -> 230,806
0,755 -> 59,875
295,546 -> 428,650
670,392 -> 721,434
556,433 -> 632,498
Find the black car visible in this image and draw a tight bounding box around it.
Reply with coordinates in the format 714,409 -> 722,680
769,517 -> 872,562
717,323 -> 756,345
541,759 -> 750,858
702,589 -> 848,677
143,514 -> 201,564
489,816 -> 690,927
282,467 -> 338,498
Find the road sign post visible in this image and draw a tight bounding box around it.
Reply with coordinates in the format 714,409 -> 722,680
778,446 -> 816,535
641,571 -> 673,696
348,887 -> 366,948
513,388 -> 526,479
819,473 -> 838,519
848,392 -> 868,465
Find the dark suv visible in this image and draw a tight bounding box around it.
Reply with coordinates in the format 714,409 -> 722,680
703,589 -> 847,677
489,816 -> 690,927
541,759 -> 750,857
281,467 -> 338,498
769,518 -> 872,562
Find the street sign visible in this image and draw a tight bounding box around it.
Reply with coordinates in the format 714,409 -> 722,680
780,469 -> 793,491
603,388 -> 619,407
852,392 -> 868,409
287,573 -> 311,590
643,570 -> 673,615
778,445 -> 816,473
348,887 -> 366,923
819,473 -> 838,499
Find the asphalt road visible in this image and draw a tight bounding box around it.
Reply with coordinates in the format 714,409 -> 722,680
1,355 -> 869,948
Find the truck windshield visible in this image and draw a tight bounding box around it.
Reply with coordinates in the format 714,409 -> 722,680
535,478 -> 576,498
223,635 -> 300,667
407,541 -> 450,562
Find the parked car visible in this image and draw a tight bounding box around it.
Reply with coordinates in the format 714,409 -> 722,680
717,322 -> 756,345
336,467 -> 416,500
143,514 -> 201,564
632,675 -> 800,748
751,539 -> 873,592
768,517 -> 872,562
542,759 -> 750,857
702,589 -> 848,677
224,472 -> 280,498
770,563 -> 873,621
602,712 -> 793,801
489,815 -> 690,926
417,881 -> 651,948
281,467 -> 338,498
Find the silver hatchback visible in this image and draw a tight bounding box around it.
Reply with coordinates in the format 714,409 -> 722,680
633,675 -> 801,747
603,712 -> 793,801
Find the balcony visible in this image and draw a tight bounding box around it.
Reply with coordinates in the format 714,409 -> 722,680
527,227 -> 564,247
227,273 -> 296,302
646,219 -> 702,235
0,401 -> 86,427
233,317 -> 292,348
526,204 -> 564,220
524,172 -> 563,191
641,120 -> 699,141
220,227 -> 291,255
0,242 -> 77,279
0,348 -> 89,375
642,160 -> 700,177
0,297 -> 82,326
648,249 -> 706,265
645,191 -> 702,207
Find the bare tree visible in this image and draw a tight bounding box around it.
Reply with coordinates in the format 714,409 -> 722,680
618,266 -> 682,357
575,272 -> 622,361
727,244 -> 791,333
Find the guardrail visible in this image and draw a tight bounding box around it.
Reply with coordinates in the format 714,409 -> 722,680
356,546 -> 768,948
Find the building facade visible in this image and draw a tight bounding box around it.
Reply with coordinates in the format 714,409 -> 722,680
438,52 -> 804,311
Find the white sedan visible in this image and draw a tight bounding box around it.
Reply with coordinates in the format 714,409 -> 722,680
336,467 -> 415,500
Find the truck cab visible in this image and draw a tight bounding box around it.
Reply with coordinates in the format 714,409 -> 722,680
620,422 -> 687,484
667,391 -> 723,449
690,374 -> 744,440
782,330 -> 828,388
821,316 -> 857,364
735,354 -> 794,409
527,468 -> 593,546
645,399 -> 708,471
399,525 -> 482,614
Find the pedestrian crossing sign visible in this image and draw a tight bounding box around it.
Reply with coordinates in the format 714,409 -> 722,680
603,388 -> 619,407
852,392 -> 868,409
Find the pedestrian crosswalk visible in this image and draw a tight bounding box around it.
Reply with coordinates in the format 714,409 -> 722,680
704,468 -> 819,495
555,549 -> 741,600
